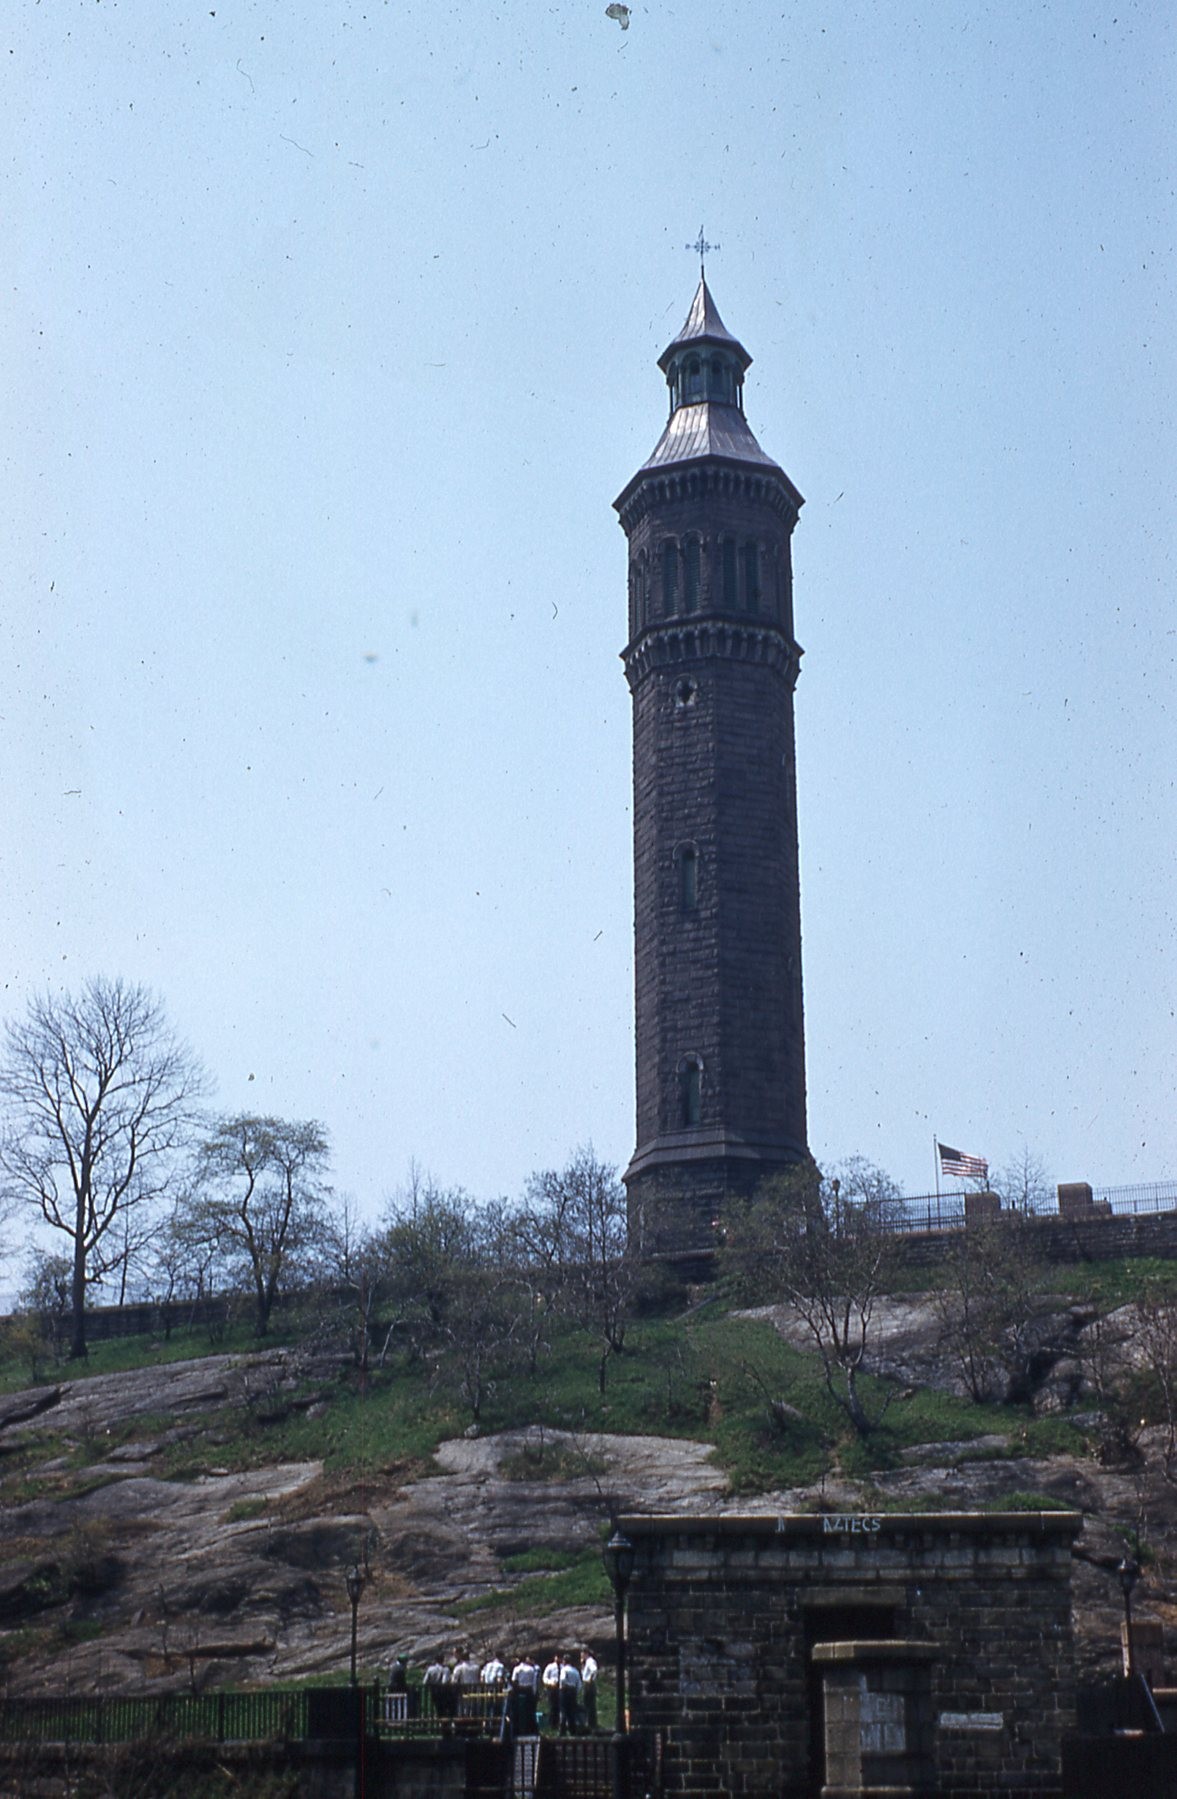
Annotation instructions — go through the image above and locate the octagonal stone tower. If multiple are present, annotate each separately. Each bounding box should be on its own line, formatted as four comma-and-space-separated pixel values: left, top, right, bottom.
615, 279, 809, 1256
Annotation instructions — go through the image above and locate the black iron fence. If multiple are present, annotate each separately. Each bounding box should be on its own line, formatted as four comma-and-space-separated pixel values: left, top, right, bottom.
0, 1686, 313, 1746
0, 1684, 620, 1750
881, 1180, 1177, 1236
1090, 1180, 1177, 1216
535, 1732, 619, 1799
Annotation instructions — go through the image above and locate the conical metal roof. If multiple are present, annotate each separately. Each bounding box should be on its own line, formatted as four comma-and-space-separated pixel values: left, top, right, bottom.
657, 277, 752, 373
637, 403, 781, 474
615, 279, 801, 508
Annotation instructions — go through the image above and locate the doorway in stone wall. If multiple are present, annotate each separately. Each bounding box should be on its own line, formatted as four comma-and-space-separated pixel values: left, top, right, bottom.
802, 1598, 900, 1798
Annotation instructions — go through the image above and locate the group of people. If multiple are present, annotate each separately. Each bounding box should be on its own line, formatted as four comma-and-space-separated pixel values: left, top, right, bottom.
390, 1647, 599, 1735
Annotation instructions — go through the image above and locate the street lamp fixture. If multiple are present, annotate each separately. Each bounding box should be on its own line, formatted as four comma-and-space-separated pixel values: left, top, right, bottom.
603, 1531, 636, 1733
346, 1563, 365, 1688
603, 1531, 636, 1799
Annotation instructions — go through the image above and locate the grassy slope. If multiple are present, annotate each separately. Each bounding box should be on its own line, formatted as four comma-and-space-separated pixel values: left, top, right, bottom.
6, 1261, 1157, 1502
3, 1260, 1175, 1684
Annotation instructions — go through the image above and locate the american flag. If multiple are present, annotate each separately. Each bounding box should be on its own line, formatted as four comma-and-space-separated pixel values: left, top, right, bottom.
938, 1141, 988, 1180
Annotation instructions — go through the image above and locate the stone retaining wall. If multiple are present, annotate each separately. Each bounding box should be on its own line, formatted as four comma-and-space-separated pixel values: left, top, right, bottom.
891, 1207, 1177, 1273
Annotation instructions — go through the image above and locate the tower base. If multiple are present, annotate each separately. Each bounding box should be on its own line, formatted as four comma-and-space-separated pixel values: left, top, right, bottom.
625, 1141, 809, 1259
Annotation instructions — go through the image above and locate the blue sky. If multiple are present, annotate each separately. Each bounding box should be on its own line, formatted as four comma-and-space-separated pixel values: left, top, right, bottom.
3, 0, 1174, 1225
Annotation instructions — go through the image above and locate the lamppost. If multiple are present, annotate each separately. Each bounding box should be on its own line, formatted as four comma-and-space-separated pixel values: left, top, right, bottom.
603, 1526, 636, 1799
1118, 1555, 1140, 1680
346, 1563, 365, 1688
603, 1529, 636, 1732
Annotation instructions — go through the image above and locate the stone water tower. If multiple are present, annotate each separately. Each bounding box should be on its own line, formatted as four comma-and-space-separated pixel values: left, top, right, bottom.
615, 278, 809, 1255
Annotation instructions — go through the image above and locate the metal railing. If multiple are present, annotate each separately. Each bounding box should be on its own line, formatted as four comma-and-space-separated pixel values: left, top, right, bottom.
535, 1734, 619, 1799
374, 1684, 512, 1738
0, 1687, 311, 1746
1090, 1181, 1177, 1216
878, 1181, 1177, 1237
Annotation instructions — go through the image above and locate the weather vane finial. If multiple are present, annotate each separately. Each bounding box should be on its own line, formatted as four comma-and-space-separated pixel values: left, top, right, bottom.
687, 226, 719, 277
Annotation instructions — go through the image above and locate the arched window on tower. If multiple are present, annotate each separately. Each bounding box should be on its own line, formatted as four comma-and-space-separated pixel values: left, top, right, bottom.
683, 536, 701, 613
680, 1056, 703, 1128
721, 538, 738, 610
683, 356, 703, 403
709, 356, 730, 403
678, 843, 698, 911
662, 539, 679, 615
743, 541, 761, 615
635, 551, 649, 629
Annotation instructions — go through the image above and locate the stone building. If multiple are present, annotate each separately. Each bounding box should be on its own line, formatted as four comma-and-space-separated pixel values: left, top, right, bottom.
621, 1510, 1081, 1799
615, 280, 809, 1257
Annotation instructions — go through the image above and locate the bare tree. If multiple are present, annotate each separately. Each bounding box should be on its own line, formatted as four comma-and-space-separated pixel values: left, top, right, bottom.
517, 1146, 636, 1393
318, 1193, 382, 1369
0, 978, 206, 1358
990, 1144, 1053, 1214
184, 1114, 332, 1335
722, 1156, 901, 1435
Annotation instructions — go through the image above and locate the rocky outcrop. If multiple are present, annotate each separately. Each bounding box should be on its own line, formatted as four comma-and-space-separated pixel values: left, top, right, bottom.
1, 1337, 1172, 1694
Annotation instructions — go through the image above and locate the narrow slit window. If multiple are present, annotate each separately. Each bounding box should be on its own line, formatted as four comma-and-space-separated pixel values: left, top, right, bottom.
722, 538, 738, 608
744, 541, 760, 614
683, 1059, 702, 1128
680, 845, 698, 910
662, 540, 678, 615
683, 537, 700, 613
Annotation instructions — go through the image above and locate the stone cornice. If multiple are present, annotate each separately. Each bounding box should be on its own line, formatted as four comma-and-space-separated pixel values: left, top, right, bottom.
617, 1511, 1084, 1540
615, 458, 803, 534
622, 621, 802, 693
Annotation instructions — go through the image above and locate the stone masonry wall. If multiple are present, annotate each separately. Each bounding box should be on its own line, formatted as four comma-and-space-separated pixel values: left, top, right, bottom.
621, 1511, 1080, 1799
890, 1208, 1177, 1274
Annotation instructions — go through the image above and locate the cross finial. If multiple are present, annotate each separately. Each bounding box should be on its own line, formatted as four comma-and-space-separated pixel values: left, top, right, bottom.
687, 226, 719, 277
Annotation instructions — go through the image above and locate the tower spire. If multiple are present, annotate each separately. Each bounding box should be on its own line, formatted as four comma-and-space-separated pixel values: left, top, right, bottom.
686, 225, 719, 279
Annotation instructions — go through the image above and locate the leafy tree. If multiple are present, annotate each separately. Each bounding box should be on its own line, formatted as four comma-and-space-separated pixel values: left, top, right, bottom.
0, 1249, 74, 1378
516, 1146, 636, 1393
185, 1114, 332, 1335
1131, 1288, 1177, 1484
722, 1156, 901, 1435
374, 1169, 487, 1344
373, 1174, 529, 1416
21, 1247, 74, 1318
930, 1211, 1052, 1404
0, 977, 206, 1358
443, 1239, 530, 1422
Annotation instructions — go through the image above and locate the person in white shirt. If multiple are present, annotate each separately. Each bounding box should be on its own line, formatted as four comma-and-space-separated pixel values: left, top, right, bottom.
424, 1656, 456, 1723
558, 1653, 582, 1734
579, 1649, 599, 1730
454, 1652, 482, 1690
482, 1652, 506, 1686
511, 1654, 539, 1734
541, 1655, 561, 1730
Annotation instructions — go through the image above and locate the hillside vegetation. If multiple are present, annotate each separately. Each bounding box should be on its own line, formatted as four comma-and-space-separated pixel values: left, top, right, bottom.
2, 1246, 1177, 1697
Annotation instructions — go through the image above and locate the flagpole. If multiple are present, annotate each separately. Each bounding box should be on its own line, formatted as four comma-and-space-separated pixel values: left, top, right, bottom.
933, 1136, 941, 1229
